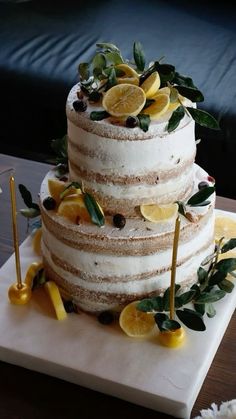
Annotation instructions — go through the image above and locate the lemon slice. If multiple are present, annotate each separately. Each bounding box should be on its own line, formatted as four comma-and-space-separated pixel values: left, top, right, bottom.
119, 301, 156, 338
140, 203, 178, 223
215, 216, 236, 240
158, 327, 186, 348
102, 84, 146, 118
32, 227, 42, 256
142, 93, 170, 120
24, 261, 44, 288
140, 71, 161, 98
44, 281, 67, 320
57, 194, 90, 223
48, 178, 81, 205
116, 63, 139, 86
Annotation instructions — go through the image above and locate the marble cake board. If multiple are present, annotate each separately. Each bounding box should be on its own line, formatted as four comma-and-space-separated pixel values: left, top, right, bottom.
0, 209, 235, 419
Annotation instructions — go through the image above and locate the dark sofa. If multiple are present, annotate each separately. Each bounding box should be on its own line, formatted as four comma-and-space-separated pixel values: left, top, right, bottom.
1, 0, 236, 198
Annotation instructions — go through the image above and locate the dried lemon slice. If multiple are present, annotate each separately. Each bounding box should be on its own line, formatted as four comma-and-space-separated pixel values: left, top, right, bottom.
215, 216, 236, 240
58, 194, 90, 223
140, 203, 178, 223
140, 71, 160, 98
119, 301, 156, 338
102, 84, 146, 118
142, 93, 170, 120
116, 63, 139, 86
44, 281, 67, 320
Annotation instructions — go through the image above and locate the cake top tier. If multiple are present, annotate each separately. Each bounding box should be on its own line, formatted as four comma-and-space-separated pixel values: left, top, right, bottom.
67, 41, 219, 134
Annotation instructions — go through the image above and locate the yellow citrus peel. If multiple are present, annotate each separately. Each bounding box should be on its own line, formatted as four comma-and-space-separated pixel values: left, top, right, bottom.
119, 301, 156, 338
140, 203, 178, 223
44, 280, 67, 320
102, 84, 146, 118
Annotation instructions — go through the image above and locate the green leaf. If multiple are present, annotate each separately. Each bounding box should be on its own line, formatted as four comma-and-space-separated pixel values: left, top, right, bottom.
133, 41, 145, 72
138, 114, 150, 132
173, 72, 197, 88
195, 289, 226, 303
92, 53, 106, 71
18, 184, 40, 212
175, 86, 204, 102
105, 51, 123, 65
84, 192, 105, 227
20, 208, 41, 219
167, 106, 185, 132
176, 200, 186, 216
215, 257, 236, 273
221, 239, 236, 253
163, 284, 180, 311
96, 42, 120, 53
176, 308, 206, 331
218, 279, 234, 293
205, 303, 216, 318
186, 107, 220, 130
78, 62, 90, 81
88, 91, 101, 103
60, 182, 81, 199
106, 67, 117, 89
90, 111, 110, 121
187, 186, 215, 206
154, 313, 181, 332
209, 270, 227, 286
154, 62, 175, 84
137, 296, 163, 312
175, 289, 196, 307
197, 267, 208, 284
194, 302, 205, 315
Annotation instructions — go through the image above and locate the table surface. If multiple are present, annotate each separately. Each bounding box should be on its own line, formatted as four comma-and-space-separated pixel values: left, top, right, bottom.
0, 153, 235, 419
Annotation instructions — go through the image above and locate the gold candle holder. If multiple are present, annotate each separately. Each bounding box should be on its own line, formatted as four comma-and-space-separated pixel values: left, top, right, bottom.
8, 175, 31, 305
169, 216, 181, 320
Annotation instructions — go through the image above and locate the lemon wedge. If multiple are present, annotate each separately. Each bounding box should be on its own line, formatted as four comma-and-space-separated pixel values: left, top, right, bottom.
158, 327, 186, 348
44, 281, 67, 320
48, 178, 81, 205
215, 216, 236, 241
32, 227, 42, 256
142, 93, 170, 120
116, 63, 139, 86
119, 301, 156, 338
24, 261, 44, 288
140, 71, 160, 98
58, 194, 90, 223
102, 84, 146, 118
140, 203, 178, 223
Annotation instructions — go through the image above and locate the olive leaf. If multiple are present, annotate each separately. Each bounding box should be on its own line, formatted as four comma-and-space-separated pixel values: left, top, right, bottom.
105, 51, 123, 65
186, 107, 220, 130
154, 62, 175, 84
96, 42, 121, 53
90, 110, 110, 121
218, 279, 234, 293
84, 192, 105, 227
175, 289, 196, 307
195, 289, 226, 304
221, 238, 236, 253
205, 303, 216, 318
92, 53, 106, 71
208, 270, 227, 286
20, 208, 41, 218
133, 41, 145, 72
106, 67, 117, 90
215, 257, 236, 273
176, 308, 206, 331
154, 313, 181, 332
78, 62, 90, 81
175, 86, 204, 102
167, 106, 185, 132
197, 267, 208, 284
137, 296, 164, 312
187, 186, 215, 206
18, 184, 40, 211
138, 114, 150, 132
173, 72, 197, 88
60, 182, 81, 199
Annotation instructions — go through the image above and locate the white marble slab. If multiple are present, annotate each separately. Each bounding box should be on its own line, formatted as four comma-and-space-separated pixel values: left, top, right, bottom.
0, 209, 235, 419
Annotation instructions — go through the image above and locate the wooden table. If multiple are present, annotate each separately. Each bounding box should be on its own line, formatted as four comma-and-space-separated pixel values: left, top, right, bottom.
0, 153, 235, 419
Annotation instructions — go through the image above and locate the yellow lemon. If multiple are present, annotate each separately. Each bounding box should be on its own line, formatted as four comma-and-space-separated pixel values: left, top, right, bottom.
24, 261, 44, 288
32, 227, 42, 256
142, 93, 170, 120
140, 203, 178, 223
48, 178, 81, 205
119, 301, 156, 338
102, 84, 146, 118
57, 194, 90, 223
44, 281, 67, 320
140, 71, 161, 98
158, 327, 186, 348
116, 63, 139, 86
215, 216, 236, 240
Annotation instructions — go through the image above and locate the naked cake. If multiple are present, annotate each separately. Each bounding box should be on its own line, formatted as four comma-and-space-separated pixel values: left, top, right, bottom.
39, 42, 218, 313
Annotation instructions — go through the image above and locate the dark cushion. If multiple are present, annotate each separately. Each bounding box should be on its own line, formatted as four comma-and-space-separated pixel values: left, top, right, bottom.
0, 0, 236, 197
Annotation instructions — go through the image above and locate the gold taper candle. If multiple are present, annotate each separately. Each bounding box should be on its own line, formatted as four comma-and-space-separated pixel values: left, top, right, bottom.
9, 175, 22, 288
8, 175, 31, 304
170, 216, 181, 320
